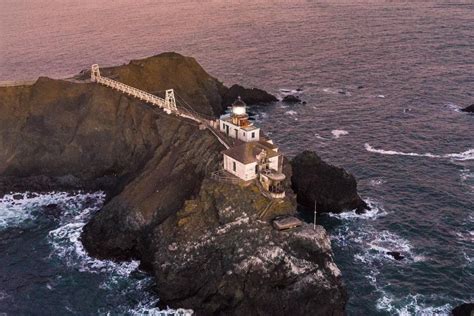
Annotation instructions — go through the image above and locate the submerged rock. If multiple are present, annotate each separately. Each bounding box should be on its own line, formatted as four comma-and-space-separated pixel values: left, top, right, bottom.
386, 251, 405, 260
460, 104, 474, 113
290, 151, 368, 213
221, 84, 278, 106
282, 94, 302, 103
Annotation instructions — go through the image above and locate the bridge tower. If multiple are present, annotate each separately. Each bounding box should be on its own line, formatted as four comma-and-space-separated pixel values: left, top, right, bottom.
91, 64, 101, 82
165, 89, 177, 112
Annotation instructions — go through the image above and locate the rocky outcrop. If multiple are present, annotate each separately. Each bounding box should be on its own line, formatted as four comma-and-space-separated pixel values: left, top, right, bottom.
291, 151, 368, 213
460, 104, 474, 113
0, 53, 348, 314
221, 84, 278, 107
151, 179, 346, 315
452, 303, 474, 316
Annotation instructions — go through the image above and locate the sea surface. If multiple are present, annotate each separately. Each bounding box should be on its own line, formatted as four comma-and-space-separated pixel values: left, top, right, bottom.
0, 0, 473, 315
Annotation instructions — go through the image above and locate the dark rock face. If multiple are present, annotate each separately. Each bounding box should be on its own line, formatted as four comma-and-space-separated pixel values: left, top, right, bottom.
221, 84, 278, 107
452, 303, 474, 316
282, 94, 302, 103
1, 53, 348, 314
460, 104, 474, 113
291, 151, 368, 213
152, 179, 346, 315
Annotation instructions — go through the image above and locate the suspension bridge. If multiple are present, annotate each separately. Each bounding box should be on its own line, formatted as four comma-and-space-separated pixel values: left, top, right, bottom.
90, 64, 231, 149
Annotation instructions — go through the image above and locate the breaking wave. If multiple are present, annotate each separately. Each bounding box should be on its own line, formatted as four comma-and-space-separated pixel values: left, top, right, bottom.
42, 192, 163, 314
365, 143, 474, 161
460, 169, 474, 193
0, 192, 99, 230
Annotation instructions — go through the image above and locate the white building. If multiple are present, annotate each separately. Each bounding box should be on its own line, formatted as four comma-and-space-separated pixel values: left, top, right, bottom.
219, 97, 260, 142
223, 140, 281, 181
219, 97, 286, 198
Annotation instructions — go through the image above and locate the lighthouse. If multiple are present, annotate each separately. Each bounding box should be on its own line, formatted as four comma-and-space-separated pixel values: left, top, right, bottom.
219, 97, 260, 142
218, 97, 286, 198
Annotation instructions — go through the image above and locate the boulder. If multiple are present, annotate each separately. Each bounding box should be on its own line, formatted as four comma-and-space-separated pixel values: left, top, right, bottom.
291, 151, 368, 213
221, 84, 277, 107
460, 104, 474, 113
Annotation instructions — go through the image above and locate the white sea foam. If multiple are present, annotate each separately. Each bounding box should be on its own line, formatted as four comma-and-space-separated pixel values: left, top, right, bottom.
35, 191, 169, 313
328, 198, 387, 220
314, 133, 331, 141
0, 192, 97, 229
0, 290, 9, 301
367, 230, 412, 259
333, 224, 421, 264
365, 143, 474, 161
369, 178, 386, 186
255, 111, 267, 119
322, 87, 349, 95
331, 129, 349, 139
460, 169, 473, 182
376, 293, 452, 315
445, 102, 461, 112
285, 110, 297, 116
279, 88, 302, 95
47, 192, 142, 276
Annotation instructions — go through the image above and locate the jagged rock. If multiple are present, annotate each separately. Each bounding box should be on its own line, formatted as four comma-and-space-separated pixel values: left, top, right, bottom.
221, 84, 277, 107
460, 104, 474, 113
282, 94, 302, 103
151, 179, 346, 315
290, 151, 368, 213
452, 303, 474, 316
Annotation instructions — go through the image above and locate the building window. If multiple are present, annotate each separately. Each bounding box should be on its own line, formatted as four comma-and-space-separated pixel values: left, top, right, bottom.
252, 132, 255, 138
255, 165, 258, 174
233, 161, 236, 172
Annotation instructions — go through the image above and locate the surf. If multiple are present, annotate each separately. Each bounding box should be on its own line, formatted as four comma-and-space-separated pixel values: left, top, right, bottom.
365, 143, 474, 161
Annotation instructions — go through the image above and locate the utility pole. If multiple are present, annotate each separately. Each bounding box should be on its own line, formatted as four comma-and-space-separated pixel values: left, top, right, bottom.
313, 199, 317, 230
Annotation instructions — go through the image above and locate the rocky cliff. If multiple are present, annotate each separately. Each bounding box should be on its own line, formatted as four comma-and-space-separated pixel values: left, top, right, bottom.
0, 53, 348, 315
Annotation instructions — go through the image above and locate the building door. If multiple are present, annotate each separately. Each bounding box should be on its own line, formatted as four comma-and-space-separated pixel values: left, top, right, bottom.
225, 125, 229, 135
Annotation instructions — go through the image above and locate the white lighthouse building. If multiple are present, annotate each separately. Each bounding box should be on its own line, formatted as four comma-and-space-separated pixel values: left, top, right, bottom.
219, 97, 260, 142
219, 97, 286, 198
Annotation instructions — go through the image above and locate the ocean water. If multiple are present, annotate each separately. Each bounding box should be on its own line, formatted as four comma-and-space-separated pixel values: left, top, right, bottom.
0, 0, 473, 314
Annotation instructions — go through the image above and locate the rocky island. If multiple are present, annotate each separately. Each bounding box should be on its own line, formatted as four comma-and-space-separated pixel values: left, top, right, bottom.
0, 52, 367, 315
